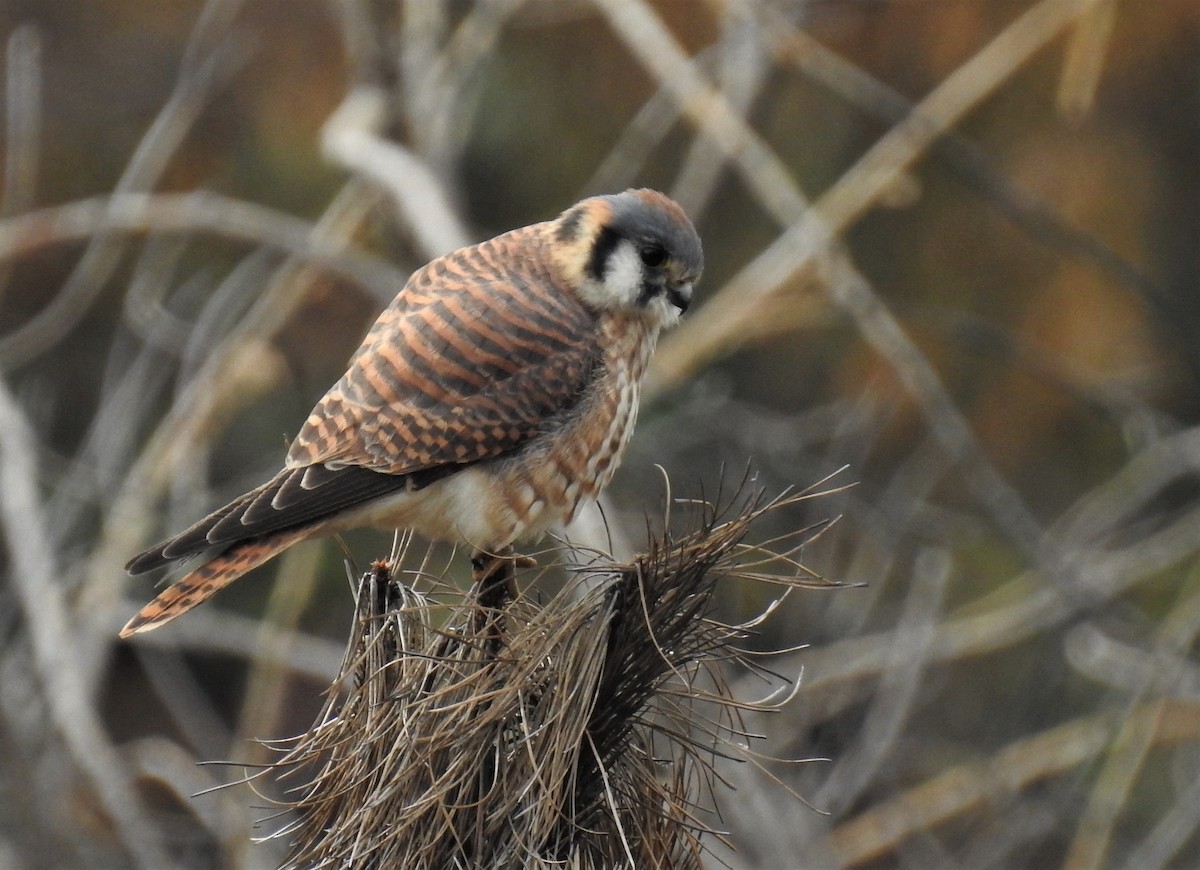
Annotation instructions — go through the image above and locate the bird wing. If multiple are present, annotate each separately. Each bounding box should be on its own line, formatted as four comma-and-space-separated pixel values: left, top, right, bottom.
127, 227, 602, 573
288, 226, 602, 473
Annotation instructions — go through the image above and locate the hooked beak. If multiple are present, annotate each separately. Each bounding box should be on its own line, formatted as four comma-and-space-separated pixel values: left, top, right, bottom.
666, 282, 692, 313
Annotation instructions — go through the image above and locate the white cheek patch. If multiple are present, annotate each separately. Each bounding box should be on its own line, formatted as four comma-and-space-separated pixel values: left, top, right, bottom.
649, 295, 683, 328
601, 243, 643, 308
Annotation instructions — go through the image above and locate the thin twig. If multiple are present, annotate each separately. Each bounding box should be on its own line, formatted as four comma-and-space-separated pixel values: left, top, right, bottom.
648, 0, 1108, 569
794, 425, 1200, 723
1, 26, 41, 216
1064, 561, 1200, 869
649, 0, 1112, 387
322, 86, 471, 258
754, 2, 1166, 317
0, 191, 407, 303
0, 27, 251, 367
0, 24, 42, 308
813, 547, 952, 816
0, 376, 171, 868
826, 699, 1200, 867
78, 180, 386, 679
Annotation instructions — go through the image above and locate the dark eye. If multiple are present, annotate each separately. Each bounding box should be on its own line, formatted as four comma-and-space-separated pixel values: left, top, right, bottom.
639, 245, 667, 268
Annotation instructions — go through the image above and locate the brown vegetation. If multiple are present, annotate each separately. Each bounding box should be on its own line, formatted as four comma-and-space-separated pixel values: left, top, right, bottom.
1, 1, 1198, 867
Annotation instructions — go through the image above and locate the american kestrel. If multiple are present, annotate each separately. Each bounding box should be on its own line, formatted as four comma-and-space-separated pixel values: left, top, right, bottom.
121, 189, 703, 637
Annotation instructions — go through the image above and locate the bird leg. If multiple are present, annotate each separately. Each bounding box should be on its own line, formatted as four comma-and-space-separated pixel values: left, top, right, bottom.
471, 548, 536, 599
470, 547, 534, 651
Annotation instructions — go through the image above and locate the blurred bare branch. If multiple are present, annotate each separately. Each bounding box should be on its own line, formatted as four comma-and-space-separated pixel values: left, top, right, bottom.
120, 603, 344, 681
756, 4, 1166, 315
1, 26, 40, 222
322, 86, 471, 257
1058, 0, 1118, 120
0, 1, 1194, 865
0, 26, 251, 368
771, 423, 1200, 739
0, 24, 40, 315
0, 191, 406, 301
400, 0, 526, 176
78, 180, 387, 677
670, 4, 772, 221
813, 547, 952, 816
1125, 757, 1200, 869
827, 699, 1200, 867
1066, 562, 1200, 869
0, 376, 170, 868
649, 0, 1111, 573
651, 0, 1112, 391
592, 0, 810, 227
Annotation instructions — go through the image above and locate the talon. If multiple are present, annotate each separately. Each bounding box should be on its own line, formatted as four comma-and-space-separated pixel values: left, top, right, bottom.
470, 548, 523, 624
469, 547, 534, 583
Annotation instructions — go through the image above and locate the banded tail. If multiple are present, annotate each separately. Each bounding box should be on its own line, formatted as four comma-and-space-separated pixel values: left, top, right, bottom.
120, 465, 423, 638
119, 527, 313, 638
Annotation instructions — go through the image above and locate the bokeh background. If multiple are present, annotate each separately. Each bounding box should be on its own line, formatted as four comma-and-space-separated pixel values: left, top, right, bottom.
2, 0, 1199, 867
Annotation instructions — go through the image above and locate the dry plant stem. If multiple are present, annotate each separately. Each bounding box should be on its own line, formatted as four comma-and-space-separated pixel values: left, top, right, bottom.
329, 0, 387, 86
826, 699, 1200, 867
0, 25, 41, 319
134, 643, 232, 760
399, 0, 450, 160
607, 0, 1086, 566
327, 0, 521, 256
837, 437, 947, 636
81, 181, 385, 679
813, 548, 952, 816
582, 61, 695, 197
1125, 756, 1200, 868
0, 29, 248, 368
0, 376, 171, 868
177, 0, 250, 77
226, 543, 329, 867
400, 0, 526, 178
801, 500, 1200, 723
123, 735, 238, 842
121, 236, 202, 349
828, 258, 1051, 566
754, 2, 1161, 321
321, 86, 471, 258
670, 5, 772, 221
122, 604, 345, 682
650, 0, 1110, 393
0, 191, 406, 300
591, 0, 811, 232
1, 27, 40, 242
1057, 0, 1118, 119
264, 488, 832, 868
817, 0, 1108, 236
1064, 562, 1200, 870
796, 424, 1200, 723
590, 0, 834, 372
1066, 623, 1200, 701
238, 544, 330, 749
649, 0, 1119, 443
646, 0, 1104, 569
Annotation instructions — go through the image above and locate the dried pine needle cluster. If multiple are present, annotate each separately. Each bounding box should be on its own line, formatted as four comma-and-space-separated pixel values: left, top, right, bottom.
258, 484, 839, 869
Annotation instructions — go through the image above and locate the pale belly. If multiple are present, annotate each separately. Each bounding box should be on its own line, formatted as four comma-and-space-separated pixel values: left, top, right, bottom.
340, 313, 656, 552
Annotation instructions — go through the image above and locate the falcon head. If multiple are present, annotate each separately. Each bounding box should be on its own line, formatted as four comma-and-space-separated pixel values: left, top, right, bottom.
552, 189, 703, 328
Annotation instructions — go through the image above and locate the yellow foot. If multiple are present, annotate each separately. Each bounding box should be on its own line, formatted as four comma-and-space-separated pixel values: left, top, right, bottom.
469, 550, 536, 582
469, 549, 533, 650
